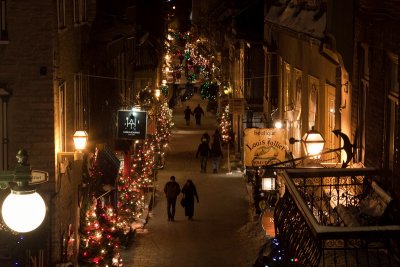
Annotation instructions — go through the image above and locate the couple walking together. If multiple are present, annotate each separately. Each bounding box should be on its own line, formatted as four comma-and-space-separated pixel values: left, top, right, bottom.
184, 104, 205, 126
164, 176, 199, 221
196, 130, 223, 173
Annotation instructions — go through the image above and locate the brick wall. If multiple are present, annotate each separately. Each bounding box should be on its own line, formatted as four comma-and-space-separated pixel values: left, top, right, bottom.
354, 0, 400, 196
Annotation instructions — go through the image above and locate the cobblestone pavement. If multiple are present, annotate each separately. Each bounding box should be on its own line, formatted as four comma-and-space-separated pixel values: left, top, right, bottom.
121, 95, 266, 267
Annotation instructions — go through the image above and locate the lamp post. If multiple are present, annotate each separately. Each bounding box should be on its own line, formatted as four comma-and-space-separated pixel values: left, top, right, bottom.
0, 149, 47, 233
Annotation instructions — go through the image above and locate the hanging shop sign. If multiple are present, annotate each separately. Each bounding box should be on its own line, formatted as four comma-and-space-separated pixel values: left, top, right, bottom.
117, 110, 147, 140
244, 128, 287, 167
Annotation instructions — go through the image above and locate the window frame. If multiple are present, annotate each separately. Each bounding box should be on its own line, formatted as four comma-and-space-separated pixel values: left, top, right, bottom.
57, 0, 66, 30
0, 0, 8, 42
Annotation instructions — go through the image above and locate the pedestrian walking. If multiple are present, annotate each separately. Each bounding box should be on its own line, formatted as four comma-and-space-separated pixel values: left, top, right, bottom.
210, 138, 223, 173
184, 106, 193, 126
201, 132, 210, 144
196, 138, 211, 173
213, 129, 222, 144
181, 179, 199, 220
163, 176, 181, 221
193, 104, 205, 126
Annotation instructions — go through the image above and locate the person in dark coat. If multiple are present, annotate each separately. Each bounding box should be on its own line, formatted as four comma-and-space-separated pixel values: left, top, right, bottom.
181, 179, 199, 220
193, 104, 205, 126
212, 129, 222, 145
184, 106, 193, 126
196, 139, 211, 173
210, 139, 223, 173
201, 132, 210, 144
164, 176, 181, 221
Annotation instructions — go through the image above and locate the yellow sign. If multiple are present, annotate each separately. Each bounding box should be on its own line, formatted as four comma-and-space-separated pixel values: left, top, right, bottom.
244, 128, 287, 167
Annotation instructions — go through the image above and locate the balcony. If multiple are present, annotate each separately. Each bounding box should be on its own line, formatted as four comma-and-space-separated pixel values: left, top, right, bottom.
275, 168, 400, 266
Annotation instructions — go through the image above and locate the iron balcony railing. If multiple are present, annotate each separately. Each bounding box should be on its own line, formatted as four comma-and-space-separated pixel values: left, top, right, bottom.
275, 168, 400, 267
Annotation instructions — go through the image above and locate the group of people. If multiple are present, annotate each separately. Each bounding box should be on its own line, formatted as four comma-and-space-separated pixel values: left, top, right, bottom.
196, 129, 223, 173
184, 104, 205, 126
163, 176, 199, 221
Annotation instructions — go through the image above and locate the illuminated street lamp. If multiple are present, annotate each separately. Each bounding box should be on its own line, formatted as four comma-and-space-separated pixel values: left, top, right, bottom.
155, 88, 161, 99
73, 130, 88, 151
301, 126, 325, 158
0, 150, 47, 232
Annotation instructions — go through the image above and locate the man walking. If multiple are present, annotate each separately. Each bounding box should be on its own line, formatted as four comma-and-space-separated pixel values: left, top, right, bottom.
193, 104, 205, 126
196, 138, 211, 173
164, 176, 181, 221
184, 106, 193, 126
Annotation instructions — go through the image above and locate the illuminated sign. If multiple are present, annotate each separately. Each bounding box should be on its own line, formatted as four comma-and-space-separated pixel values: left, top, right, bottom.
244, 128, 287, 167
117, 110, 147, 139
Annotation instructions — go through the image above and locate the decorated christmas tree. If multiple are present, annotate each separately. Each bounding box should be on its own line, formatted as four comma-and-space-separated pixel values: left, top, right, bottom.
219, 106, 232, 144
79, 196, 104, 265
79, 149, 122, 266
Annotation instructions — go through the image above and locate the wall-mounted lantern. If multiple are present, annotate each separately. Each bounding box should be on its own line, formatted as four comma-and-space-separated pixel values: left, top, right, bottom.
58, 130, 89, 173
301, 126, 325, 158
262, 176, 276, 191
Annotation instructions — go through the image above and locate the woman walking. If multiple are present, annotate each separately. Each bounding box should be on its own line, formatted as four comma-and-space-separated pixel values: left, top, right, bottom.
181, 179, 199, 220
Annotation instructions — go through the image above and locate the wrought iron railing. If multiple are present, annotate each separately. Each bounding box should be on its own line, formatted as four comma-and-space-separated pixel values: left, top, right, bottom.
275, 168, 400, 267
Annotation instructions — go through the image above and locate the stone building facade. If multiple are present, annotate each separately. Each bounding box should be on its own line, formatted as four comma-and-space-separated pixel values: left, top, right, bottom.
0, 0, 164, 265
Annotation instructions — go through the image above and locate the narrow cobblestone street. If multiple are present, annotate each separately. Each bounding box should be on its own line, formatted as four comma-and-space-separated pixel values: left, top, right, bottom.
121, 95, 266, 267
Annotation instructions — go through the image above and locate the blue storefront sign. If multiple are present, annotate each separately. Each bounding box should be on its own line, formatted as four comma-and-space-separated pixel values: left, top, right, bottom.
117, 110, 147, 139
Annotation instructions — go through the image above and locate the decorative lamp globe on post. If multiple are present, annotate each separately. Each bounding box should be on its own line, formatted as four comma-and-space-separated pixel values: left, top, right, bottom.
301, 126, 325, 158
0, 149, 47, 233
2, 188, 46, 233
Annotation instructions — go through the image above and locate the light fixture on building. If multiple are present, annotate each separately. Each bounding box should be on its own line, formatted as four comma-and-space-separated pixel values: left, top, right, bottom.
155, 89, 161, 99
274, 120, 283, 129
0, 150, 47, 233
73, 130, 88, 151
301, 126, 325, 158
262, 176, 276, 191
58, 130, 89, 173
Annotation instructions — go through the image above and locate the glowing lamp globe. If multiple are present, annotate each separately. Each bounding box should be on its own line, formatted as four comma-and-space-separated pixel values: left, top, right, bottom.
302, 127, 325, 157
2, 190, 46, 233
155, 89, 161, 99
73, 130, 88, 150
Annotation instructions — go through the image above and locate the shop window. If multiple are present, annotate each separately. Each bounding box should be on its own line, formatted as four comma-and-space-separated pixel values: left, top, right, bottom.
325, 84, 336, 159
292, 70, 302, 157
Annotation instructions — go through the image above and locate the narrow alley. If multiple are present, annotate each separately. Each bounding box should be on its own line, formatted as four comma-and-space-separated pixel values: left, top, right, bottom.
121, 94, 266, 267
